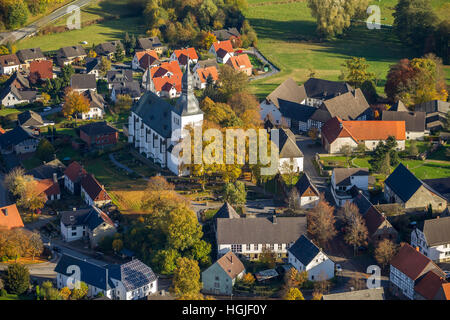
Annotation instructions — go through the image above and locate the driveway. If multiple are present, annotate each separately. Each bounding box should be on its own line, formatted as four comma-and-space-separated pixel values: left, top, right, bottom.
0, 0, 94, 45
243, 47, 280, 81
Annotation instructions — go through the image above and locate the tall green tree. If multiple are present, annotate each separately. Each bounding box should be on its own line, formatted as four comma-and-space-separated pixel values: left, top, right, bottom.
3, 263, 30, 295
172, 257, 202, 298
340, 57, 375, 88
36, 139, 55, 162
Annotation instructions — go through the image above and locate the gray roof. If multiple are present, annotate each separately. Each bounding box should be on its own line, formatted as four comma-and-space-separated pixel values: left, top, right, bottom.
195, 59, 219, 70
131, 91, 173, 138
287, 235, 321, 266
18, 110, 44, 127
0, 125, 37, 149
173, 62, 203, 117
95, 41, 124, 56
213, 28, 241, 41
79, 121, 117, 137
16, 48, 44, 63
295, 172, 319, 197
71, 74, 97, 90
278, 128, 303, 158
278, 99, 316, 123
352, 191, 373, 215
415, 100, 450, 114
216, 216, 307, 245
107, 259, 157, 291
112, 81, 141, 98
107, 69, 133, 84
422, 178, 450, 201
303, 78, 353, 100
83, 90, 105, 110
214, 202, 240, 220
322, 288, 385, 300
266, 78, 306, 109
6, 72, 30, 89
333, 168, 368, 187
419, 216, 450, 247
60, 206, 113, 230
27, 159, 66, 180
137, 37, 163, 50
54, 254, 112, 290
58, 45, 86, 59
390, 100, 408, 112
382, 111, 426, 132
318, 89, 371, 121
0, 84, 36, 102
85, 57, 101, 73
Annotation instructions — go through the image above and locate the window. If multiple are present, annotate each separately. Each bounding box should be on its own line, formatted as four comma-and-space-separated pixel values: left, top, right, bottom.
72, 226, 76, 230
231, 244, 242, 253
277, 244, 281, 250
270, 244, 274, 251
72, 232, 77, 236
215, 276, 219, 281
246, 244, 251, 251
253, 244, 259, 251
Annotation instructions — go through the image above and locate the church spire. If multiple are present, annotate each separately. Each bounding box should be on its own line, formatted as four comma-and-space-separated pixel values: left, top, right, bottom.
175, 55, 202, 116
145, 54, 154, 92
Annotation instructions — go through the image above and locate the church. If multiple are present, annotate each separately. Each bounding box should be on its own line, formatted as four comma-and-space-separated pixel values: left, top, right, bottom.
127, 61, 204, 175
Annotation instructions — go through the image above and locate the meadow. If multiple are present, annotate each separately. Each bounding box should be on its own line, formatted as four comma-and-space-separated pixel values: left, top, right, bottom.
245, 0, 450, 98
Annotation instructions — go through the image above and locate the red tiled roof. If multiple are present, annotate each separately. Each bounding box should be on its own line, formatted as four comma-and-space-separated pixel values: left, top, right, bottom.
212, 40, 233, 53
64, 161, 87, 183
0, 126, 5, 134
414, 270, 447, 300
151, 61, 182, 79
0, 54, 20, 67
442, 283, 450, 300
136, 50, 159, 69
81, 173, 111, 202
35, 178, 60, 198
364, 206, 386, 235
390, 243, 434, 280
227, 54, 252, 71
30, 60, 53, 79
322, 117, 406, 144
0, 204, 24, 230
153, 75, 181, 93
196, 66, 219, 83
173, 48, 198, 63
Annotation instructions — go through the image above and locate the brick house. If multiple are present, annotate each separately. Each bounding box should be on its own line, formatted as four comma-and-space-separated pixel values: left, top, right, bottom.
79, 122, 118, 149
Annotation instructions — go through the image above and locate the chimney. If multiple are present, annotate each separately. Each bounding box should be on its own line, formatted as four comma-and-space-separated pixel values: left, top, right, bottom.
53, 172, 58, 183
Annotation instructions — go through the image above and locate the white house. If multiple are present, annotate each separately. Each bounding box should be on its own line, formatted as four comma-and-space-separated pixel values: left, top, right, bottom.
0, 54, 21, 75
0, 84, 37, 107
278, 128, 304, 174
59, 206, 116, 247
0, 126, 39, 155
169, 48, 198, 66
294, 172, 320, 209
209, 40, 234, 64
79, 91, 105, 120
80, 173, 112, 208
389, 243, 446, 300
63, 161, 87, 195
128, 61, 203, 176
288, 235, 335, 281
55, 254, 158, 300
330, 167, 369, 207
411, 216, 450, 263
70, 74, 97, 93
216, 215, 307, 260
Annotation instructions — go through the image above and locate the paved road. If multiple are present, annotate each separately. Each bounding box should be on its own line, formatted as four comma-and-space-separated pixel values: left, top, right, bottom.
243, 47, 280, 82
0, 0, 94, 45
295, 135, 328, 191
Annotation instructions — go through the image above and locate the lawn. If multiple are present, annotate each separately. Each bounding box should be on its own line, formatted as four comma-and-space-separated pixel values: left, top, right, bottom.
320, 155, 450, 180
244, 0, 450, 99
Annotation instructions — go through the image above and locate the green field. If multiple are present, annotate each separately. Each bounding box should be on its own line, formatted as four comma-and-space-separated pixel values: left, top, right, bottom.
245, 0, 450, 98
16, 0, 146, 52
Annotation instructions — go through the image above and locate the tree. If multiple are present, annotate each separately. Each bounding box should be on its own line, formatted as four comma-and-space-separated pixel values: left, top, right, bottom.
166, 206, 203, 251
284, 267, 308, 289
339, 145, 353, 168
87, 49, 97, 58
307, 198, 337, 247
112, 239, 123, 253
153, 249, 180, 275
60, 64, 74, 87
336, 201, 359, 228
5, 1, 29, 29
375, 239, 398, 269
307, 0, 369, 38
36, 139, 55, 162
28, 232, 43, 261
114, 44, 125, 62
259, 247, 276, 269
311, 291, 323, 300
17, 179, 46, 213
223, 181, 246, 206
408, 140, 419, 157
99, 56, 111, 76
344, 214, 368, 255
3, 263, 29, 295
227, 91, 259, 118
308, 127, 319, 140
242, 273, 255, 285
287, 187, 300, 211
5, 167, 27, 196
59, 287, 71, 300
114, 94, 133, 113
284, 287, 304, 300
201, 32, 217, 50
40, 281, 62, 300
393, 0, 438, 51
63, 88, 90, 121
340, 57, 375, 88
172, 257, 202, 298
217, 64, 248, 102
379, 151, 391, 176
70, 281, 88, 300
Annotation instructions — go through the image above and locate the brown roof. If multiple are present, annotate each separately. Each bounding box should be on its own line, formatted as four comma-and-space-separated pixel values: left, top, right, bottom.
35, 178, 60, 198
414, 270, 447, 300
212, 40, 233, 54
364, 206, 386, 235
216, 251, 245, 280
64, 161, 87, 183
390, 243, 438, 280
0, 204, 24, 230
382, 111, 426, 132
226, 54, 252, 71
196, 66, 219, 83
30, 60, 53, 79
135, 50, 159, 69
333, 167, 369, 186
266, 78, 306, 109
0, 54, 20, 67
173, 48, 198, 64
81, 173, 111, 202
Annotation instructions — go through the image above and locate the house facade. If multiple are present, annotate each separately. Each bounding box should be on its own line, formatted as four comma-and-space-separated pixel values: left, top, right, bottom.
330, 168, 369, 207
0, 54, 21, 75
288, 235, 335, 281
80, 173, 112, 207
411, 216, 450, 262
209, 40, 234, 63
202, 251, 245, 296
64, 161, 87, 195
294, 173, 320, 208
277, 128, 304, 174
0, 126, 39, 154
79, 122, 118, 149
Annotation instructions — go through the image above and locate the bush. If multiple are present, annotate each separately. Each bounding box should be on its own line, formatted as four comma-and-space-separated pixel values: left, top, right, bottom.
0, 288, 6, 297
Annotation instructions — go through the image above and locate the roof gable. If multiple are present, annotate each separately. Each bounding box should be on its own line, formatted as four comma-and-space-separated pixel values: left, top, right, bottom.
0, 204, 24, 229
288, 235, 321, 266
384, 164, 422, 202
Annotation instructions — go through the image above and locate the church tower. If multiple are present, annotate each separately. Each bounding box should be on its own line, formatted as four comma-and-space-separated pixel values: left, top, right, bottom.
174, 58, 203, 117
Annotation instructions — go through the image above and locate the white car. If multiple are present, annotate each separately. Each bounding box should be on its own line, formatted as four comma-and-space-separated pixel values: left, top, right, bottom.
335, 264, 343, 273
81, 41, 88, 44
43, 107, 52, 112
